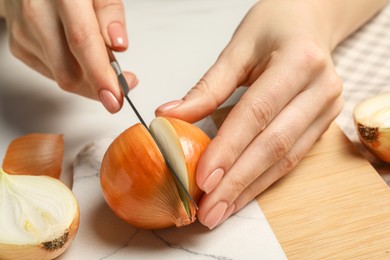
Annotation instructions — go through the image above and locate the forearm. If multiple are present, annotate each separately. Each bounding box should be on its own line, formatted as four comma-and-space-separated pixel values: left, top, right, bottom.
246, 0, 388, 54
313, 0, 389, 50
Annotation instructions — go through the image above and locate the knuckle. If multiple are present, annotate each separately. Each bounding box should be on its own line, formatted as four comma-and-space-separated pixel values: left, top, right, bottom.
67, 27, 92, 52
325, 73, 343, 100
266, 131, 292, 159
193, 78, 211, 95
221, 140, 241, 161
281, 151, 301, 173
229, 176, 248, 198
316, 72, 343, 108
242, 97, 274, 132
242, 183, 260, 202
332, 96, 344, 116
189, 78, 219, 110
296, 41, 328, 74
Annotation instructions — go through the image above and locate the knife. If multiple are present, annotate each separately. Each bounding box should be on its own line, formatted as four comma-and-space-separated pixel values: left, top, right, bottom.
107, 50, 198, 210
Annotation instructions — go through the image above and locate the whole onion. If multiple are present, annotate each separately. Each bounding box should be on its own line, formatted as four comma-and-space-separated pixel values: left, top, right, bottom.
100, 117, 211, 229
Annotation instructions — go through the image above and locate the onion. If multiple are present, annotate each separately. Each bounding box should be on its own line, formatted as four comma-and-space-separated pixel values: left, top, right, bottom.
100, 117, 211, 229
353, 92, 390, 162
0, 134, 79, 260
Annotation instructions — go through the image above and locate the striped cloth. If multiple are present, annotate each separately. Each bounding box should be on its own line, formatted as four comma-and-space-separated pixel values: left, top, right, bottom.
333, 3, 390, 184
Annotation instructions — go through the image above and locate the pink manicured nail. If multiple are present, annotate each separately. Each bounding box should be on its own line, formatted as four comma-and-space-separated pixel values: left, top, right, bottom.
203, 168, 224, 194
157, 100, 183, 112
216, 204, 235, 227
203, 201, 228, 230
130, 77, 139, 89
99, 89, 120, 113
108, 22, 127, 49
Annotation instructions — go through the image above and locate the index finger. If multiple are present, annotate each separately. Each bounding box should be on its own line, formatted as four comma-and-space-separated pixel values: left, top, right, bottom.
56, 0, 122, 113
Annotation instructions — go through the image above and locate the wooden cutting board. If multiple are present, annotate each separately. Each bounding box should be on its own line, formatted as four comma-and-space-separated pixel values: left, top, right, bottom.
211, 107, 390, 259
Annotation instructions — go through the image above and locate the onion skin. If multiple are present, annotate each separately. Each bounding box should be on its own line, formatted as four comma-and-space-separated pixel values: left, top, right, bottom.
0, 212, 79, 260
100, 117, 210, 229
2, 134, 64, 179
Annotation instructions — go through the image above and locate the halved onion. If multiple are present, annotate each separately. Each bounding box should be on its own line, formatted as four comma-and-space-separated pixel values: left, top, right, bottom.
0, 169, 79, 260
353, 92, 390, 162
0, 134, 79, 260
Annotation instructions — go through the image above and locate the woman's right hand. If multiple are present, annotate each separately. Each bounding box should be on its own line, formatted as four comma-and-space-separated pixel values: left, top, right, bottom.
0, 0, 137, 113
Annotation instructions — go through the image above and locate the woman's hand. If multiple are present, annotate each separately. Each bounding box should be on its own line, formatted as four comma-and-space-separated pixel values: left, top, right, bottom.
156, 0, 387, 229
0, 0, 137, 113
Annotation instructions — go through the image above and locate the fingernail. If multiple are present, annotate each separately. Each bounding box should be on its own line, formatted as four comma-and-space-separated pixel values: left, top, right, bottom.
130, 77, 139, 89
216, 204, 235, 227
203, 168, 224, 194
108, 22, 127, 48
99, 89, 121, 113
157, 100, 183, 112
203, 201, 228, 230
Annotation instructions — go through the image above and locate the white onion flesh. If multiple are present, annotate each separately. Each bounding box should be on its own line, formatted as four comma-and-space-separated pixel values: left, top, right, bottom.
150, 117, 189, 191
354, 93, 390, 128
0, 168, 78, 246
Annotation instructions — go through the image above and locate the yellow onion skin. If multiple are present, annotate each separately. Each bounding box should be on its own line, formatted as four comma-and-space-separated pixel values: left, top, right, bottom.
0, 209, 79, 260
2, 134, 64, 179
100, 117, 210, 229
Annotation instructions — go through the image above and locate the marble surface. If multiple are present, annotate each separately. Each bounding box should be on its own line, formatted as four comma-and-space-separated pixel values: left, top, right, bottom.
60, 128, 286, 259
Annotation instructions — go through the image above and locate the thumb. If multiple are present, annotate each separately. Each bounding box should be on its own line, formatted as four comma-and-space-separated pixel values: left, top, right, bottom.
155, 50, 246, 123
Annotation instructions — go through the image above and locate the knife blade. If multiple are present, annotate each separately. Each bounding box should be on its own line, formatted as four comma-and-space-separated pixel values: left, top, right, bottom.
107, 50, 198, 210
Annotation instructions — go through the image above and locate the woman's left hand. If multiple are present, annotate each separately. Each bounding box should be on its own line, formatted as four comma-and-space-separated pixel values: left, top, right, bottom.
155, 0, 385, 229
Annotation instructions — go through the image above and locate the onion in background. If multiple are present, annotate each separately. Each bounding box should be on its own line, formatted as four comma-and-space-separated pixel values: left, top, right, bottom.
354, 93, 390, 163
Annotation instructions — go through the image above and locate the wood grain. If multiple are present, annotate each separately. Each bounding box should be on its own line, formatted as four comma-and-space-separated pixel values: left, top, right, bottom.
211, 107, 390, 259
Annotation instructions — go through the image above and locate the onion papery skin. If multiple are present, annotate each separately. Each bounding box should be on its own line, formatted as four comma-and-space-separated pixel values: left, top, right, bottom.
354, 93, 390, 163
2, 134, 64, 179
100, 118, 210, 229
